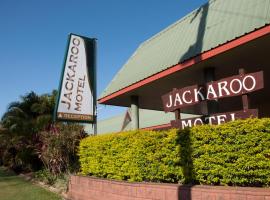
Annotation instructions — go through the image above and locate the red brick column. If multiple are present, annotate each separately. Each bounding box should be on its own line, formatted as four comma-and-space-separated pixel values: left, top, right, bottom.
67, 175, 270, 200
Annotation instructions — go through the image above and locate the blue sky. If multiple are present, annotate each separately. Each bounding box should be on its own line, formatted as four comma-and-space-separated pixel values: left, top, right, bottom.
0, 0, 207, 120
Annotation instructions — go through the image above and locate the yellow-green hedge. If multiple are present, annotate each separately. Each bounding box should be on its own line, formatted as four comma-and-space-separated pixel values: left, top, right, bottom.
79, 118, 270, 186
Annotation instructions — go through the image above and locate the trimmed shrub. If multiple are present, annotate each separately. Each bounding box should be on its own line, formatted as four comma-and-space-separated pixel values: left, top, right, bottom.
192, 118, 270, 186
79, 130, 182, 182
78, 118, 270, 186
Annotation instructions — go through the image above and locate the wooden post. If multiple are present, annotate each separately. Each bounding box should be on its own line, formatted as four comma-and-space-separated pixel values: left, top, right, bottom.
204, 67, 219, 115
173, 88, 181, 121
239, 68, 249, 111
175, 109, 181, 120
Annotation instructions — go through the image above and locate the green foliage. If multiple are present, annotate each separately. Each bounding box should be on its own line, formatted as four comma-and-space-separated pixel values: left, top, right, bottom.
0, 90, 85, 177
34, 169, 69, 192
79, 118, 270, 186
79, 129, 183, 183
0, 91, 57, 172
191, 118, 270, 186
34, 169, 57, 185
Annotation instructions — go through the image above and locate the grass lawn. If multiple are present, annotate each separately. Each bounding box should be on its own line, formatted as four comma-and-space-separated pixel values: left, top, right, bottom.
0, 167, 62, 200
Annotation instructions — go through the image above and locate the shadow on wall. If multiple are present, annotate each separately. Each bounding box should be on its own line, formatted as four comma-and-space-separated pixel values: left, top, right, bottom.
177, 128, 195, 200
176, 2, 209, 199
179, 2, 209, 64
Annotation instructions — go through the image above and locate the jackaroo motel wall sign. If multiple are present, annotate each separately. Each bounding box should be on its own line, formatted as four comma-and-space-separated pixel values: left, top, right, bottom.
54, 34, 96, 123
162, 70, 264, 129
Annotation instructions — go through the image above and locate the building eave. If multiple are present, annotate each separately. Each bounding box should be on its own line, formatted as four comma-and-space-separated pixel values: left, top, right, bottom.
98, 24, 270, 104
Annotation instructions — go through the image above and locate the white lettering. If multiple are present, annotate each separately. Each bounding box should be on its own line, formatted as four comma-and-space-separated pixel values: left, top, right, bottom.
230, 113, 236, 121
166, 95, 173, 108
182, 90, 193, 104
194, 118, 203, 125
194, 87, 205, 102
230, 79, 242, 94
243, 75, 256, 91
217, 115, 226, 125
218, 81, 230, 97
174, 93, 183, 106
208, 116, 216, 125
207, 84, 218, 99
181, 120, 192, 129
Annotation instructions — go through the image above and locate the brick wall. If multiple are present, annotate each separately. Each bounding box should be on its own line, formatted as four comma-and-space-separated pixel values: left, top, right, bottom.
68, 175, 270, 200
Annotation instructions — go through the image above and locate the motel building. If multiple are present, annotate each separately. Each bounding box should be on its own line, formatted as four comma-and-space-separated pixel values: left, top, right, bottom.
86, 0, 270, 134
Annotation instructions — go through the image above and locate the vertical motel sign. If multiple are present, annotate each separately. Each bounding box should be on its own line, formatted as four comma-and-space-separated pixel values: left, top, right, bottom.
162, 70, 264, 129
54, 34, 96, 123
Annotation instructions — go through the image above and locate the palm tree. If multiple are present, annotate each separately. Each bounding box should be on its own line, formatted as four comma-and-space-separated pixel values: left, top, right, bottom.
2, 90, 58, 134
31, 90, 58, 131
2, 91, 39, 136
1, 91, 57, 171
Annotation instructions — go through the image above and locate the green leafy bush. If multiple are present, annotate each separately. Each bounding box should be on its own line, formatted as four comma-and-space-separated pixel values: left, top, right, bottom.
34, 169, 69, 192
79, 130, 182, 182
79, 118, 270, 186
192, 118, 270, 186
34, 169, 57, 185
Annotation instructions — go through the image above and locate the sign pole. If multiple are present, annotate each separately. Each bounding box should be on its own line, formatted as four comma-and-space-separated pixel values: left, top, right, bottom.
93, 39, 97, 135
204, 67, 218, 115
239, 68, 250, 111
173, 89, 181, 121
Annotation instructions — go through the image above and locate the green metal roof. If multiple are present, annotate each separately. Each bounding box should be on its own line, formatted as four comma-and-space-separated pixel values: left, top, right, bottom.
85, 109, 195, 134
99, 0, 270, 100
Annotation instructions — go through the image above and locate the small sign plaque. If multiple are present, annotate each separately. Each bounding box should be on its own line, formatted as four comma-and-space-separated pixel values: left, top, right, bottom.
171, 109, 258, 129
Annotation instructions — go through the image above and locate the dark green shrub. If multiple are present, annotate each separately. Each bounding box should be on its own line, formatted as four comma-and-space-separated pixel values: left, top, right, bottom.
79, 118, 270, 186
